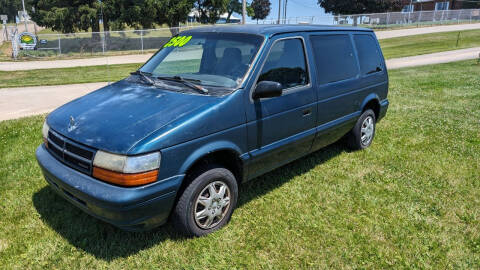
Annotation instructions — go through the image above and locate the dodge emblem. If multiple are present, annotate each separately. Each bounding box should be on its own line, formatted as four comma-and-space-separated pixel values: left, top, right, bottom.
68, 116, 78, 132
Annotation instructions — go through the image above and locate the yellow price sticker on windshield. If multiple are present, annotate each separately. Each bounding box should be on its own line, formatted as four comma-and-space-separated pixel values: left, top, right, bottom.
163, 35, 192, 48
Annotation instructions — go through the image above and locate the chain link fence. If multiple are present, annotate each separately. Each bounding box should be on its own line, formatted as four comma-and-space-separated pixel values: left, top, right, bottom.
258, 8, 480, 28
21, 26, 199, 59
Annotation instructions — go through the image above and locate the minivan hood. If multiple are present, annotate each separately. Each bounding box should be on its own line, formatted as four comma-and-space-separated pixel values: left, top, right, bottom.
47, 80, 220, 154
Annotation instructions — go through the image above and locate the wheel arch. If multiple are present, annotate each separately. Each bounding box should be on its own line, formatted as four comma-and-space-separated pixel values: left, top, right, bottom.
176, 142, 244, 199
360, 94, 381, 121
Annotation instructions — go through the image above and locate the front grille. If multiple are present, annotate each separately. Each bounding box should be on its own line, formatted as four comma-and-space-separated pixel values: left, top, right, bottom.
47, 130, 96, 175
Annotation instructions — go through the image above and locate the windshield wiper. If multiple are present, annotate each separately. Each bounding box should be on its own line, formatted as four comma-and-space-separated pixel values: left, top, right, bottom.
156, 75, 209, 95
131, 70, 156, 85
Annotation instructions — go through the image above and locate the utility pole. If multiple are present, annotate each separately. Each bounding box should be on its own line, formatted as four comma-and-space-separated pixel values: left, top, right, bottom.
408, 0, 413, 23
242, 0, 247, 24
277, 0, 281, 24
21, 0, 28, 31
284, 0, 288, 24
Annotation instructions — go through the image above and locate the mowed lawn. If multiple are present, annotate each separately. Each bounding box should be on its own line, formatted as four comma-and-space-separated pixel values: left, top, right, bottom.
380, 29, 480, 59
2, 29, 480, 89
0, 60, 479, 268
0, 63, 142, 88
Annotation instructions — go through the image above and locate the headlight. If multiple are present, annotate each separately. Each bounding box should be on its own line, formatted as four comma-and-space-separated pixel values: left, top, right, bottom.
93, 151, 161, 186
42, 121, 49, 143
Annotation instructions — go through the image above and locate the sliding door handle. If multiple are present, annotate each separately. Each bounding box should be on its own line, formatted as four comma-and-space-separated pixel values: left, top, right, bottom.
302, 109, 312, 117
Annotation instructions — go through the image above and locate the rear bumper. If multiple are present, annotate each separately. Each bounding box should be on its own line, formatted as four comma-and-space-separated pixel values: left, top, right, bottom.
36, 145, 184, 231
378, 99, 389, 122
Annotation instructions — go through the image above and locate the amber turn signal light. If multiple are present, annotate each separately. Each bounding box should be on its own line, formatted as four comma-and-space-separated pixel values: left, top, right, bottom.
92, 166, 158, 187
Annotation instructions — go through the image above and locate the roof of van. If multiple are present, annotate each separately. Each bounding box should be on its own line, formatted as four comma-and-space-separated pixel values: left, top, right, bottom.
185, 24, 373, 35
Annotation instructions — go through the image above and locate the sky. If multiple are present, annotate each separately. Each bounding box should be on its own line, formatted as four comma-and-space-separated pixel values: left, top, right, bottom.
268, 0, 327, 19
246, 0, 328, 22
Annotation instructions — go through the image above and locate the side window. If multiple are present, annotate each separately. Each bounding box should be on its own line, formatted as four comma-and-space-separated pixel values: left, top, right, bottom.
354, 35, 383, 76
258, 38, 308, 89
310, 34, 358, 85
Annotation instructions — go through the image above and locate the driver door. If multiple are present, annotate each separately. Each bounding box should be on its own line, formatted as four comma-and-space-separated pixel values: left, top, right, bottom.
245, 35, 317, 179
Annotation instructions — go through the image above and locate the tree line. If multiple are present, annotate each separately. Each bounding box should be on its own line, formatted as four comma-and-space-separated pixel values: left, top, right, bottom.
4, 0, 477, 34
1, 0, 272, 34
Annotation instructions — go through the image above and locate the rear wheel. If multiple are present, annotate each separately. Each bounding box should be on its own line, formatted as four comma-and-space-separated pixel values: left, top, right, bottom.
347, 109, 376, 150
172, 165, 238, 237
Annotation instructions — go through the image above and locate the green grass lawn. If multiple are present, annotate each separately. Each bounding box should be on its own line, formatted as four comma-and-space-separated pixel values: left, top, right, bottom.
0, 63, 141, 88
0, 60, 479, 268
380, 29, 480, 59
0, 61, 199, 88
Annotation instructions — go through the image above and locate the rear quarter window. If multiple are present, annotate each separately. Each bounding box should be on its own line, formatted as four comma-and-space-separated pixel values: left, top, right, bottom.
310, 34, 358, 85
353, 34, 383, 76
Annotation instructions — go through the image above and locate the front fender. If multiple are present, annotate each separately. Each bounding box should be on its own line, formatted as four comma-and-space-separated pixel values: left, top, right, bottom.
178, 141, 243, 174
156, 124, 248, 180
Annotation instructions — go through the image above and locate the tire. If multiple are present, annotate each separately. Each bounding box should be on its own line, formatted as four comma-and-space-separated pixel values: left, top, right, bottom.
172, 164, 238, 237
347, 109, 376, 150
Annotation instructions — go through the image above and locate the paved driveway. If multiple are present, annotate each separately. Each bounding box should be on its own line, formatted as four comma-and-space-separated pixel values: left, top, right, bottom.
386, 47, 480, 69
0, 82, 108, 121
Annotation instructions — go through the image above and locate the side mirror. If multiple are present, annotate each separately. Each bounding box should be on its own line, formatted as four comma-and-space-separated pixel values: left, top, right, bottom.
253, 81, 283, 99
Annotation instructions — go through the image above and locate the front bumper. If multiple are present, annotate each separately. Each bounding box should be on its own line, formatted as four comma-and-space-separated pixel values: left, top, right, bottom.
36, 145, 184, 231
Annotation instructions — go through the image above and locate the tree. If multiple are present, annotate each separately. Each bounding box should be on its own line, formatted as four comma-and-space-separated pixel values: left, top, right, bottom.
0, 0, 22, 23
29, 0, 122, 33
318, 0, 402, 15
113, 0, 157, 30
29, 0, 96, 33
225, 0, 242, 23
246, 5, 254, 18
95, 0, 136, 32
29, 0, 235, 37
251, 0, 270, 23
195, 0, 229, 24
317, 0, 402, 25
29, 0, 194, 35
145, 0, 195, 35
463, 1, 480, 9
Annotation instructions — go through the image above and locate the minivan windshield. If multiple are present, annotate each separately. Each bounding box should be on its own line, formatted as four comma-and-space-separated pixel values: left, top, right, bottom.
139, 32, 264, 91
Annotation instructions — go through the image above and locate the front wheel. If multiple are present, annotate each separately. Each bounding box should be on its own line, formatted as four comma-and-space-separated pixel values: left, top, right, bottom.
172, 165, 238, 237
347, 109, 376, 150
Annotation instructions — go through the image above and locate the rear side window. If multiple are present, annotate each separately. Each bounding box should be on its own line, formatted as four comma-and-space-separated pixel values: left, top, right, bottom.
258, 38, 308, 89
354, 35, 383, 75
310, 34, 358, 85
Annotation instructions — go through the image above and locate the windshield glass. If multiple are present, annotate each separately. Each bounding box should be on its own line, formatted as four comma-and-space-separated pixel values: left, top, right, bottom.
139, 32, 264, 90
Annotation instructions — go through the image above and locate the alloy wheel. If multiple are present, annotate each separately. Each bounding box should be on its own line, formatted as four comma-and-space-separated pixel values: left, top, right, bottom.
360, 115, 374, 146
194, 181, 231, 229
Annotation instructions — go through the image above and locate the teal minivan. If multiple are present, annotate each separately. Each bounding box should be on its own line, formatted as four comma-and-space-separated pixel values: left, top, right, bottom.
36, 25, 389, 236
